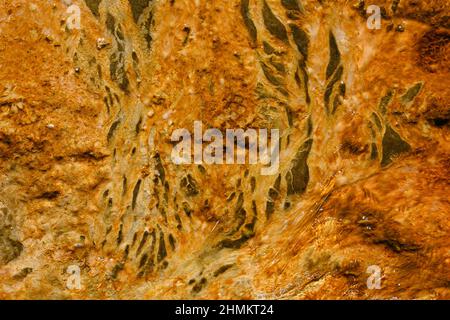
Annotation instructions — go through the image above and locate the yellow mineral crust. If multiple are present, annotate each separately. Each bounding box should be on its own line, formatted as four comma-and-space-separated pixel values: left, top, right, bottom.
0, 0, 449, 299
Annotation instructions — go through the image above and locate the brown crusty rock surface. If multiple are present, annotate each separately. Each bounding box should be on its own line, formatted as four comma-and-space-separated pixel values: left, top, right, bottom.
0, 0, 449, 299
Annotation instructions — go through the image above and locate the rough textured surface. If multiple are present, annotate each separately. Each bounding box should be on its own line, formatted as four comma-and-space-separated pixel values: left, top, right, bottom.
0, 0, 449, 299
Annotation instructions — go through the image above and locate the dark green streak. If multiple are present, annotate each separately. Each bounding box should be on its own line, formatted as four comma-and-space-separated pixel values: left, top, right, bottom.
381, 125, 411, 167
379, 90, 394, 114
261, 62, 283, 86
286, 139, 312, 195
157, 232, 167, 262
132, 179, 142, 210
84, 0, 101, 17
326, 31, 340, 80
263, 0, 288, 42
240, 0, 258, 45
290, 24, 309, 60
107, 119, 120, 142
401, 83, 423, 105
324, 65, 343, 113
128, 0, 152, 23
281, 0, 301, 11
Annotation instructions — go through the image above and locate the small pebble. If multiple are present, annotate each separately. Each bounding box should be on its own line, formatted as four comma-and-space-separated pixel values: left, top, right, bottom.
47, 124, 55, 129
162, 111, 172, 120
395, 24, 405, 32
96, 38, 109, 50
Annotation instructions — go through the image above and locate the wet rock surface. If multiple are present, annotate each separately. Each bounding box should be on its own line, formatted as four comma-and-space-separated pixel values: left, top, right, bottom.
0, 0, 449, 299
